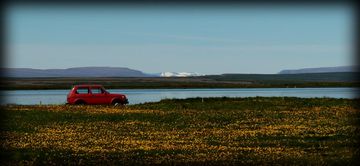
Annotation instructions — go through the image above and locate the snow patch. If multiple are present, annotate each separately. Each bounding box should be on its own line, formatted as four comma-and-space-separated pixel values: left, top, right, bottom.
160, 72, 204, 77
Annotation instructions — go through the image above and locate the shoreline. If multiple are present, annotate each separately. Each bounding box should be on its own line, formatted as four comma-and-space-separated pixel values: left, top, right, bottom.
1, 83, 358, 90
1, 96, 359, 107
2, 73, 358, 90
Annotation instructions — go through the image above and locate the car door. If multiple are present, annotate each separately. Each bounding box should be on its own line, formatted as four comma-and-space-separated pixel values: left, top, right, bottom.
75, 87, 91, 103
89, 87, 108, 104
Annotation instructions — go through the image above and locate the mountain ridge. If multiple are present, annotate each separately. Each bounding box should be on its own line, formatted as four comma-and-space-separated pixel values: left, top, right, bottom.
278, 66, 357, 74
2, 65, 357, 77
2, 67, 151, 77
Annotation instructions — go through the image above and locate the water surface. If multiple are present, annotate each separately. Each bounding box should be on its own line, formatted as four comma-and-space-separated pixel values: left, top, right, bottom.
1, 88, 357, 105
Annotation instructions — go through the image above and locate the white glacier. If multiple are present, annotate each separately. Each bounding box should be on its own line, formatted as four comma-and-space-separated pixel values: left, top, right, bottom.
160, 72, 204, 77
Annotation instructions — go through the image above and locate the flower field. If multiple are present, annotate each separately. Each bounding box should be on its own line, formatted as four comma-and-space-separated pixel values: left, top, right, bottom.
1, 97, 359, 165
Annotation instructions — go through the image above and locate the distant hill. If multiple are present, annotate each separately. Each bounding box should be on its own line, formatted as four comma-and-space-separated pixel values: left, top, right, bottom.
278, 66, 357, 74
203, 72, 358, 82
2, 67, 153, 77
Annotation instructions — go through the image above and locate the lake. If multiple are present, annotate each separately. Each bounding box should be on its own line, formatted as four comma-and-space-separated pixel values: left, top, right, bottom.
0, 88, 358, 105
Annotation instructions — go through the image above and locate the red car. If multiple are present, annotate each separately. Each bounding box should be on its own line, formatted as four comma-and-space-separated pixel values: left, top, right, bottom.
67, 85, 128, 105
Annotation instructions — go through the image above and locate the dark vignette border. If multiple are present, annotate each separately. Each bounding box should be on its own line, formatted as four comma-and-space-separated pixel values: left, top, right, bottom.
0, 0, 358, 165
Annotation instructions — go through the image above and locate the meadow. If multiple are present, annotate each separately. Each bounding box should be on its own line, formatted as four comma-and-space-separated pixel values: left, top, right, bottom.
1, 97, 359, 165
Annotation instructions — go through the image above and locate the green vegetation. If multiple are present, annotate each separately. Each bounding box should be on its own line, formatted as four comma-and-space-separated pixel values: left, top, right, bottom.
206, 72, 357, 82
1, 72, 358, 90
1, 97, 359, 165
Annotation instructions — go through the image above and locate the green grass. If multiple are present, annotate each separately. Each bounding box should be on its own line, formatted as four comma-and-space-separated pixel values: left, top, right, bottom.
205, 72, 358, 82
1, 97, 359, 165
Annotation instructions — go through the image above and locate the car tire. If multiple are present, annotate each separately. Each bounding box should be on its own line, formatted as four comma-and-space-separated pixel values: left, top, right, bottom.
75, 100, 86, 105
112, 100, 122, 107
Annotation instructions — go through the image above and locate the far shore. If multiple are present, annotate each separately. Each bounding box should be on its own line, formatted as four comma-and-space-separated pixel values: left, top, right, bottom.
1, 77, 358, 90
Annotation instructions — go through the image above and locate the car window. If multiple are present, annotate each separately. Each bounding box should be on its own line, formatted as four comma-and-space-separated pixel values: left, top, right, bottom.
91, 88, 103, 94
76, 88, 89, 94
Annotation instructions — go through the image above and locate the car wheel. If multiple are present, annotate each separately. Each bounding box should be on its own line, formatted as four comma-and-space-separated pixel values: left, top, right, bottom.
75, 100, 86, 105
112, 100, 122, 106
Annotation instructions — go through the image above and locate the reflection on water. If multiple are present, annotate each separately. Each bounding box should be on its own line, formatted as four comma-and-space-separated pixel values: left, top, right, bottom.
1, 88, 358, 105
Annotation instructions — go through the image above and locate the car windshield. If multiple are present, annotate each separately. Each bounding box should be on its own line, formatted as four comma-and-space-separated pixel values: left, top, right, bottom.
102, 88, 109, 94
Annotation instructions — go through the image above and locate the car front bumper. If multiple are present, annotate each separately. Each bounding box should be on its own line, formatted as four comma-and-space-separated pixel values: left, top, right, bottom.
123, 98, 129, 104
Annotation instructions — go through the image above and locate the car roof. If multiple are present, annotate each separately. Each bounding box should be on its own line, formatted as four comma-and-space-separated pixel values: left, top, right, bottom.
73, 84, 104, 88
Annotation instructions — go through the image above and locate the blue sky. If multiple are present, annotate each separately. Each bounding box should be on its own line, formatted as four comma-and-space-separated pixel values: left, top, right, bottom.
6, 4, 354, 74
